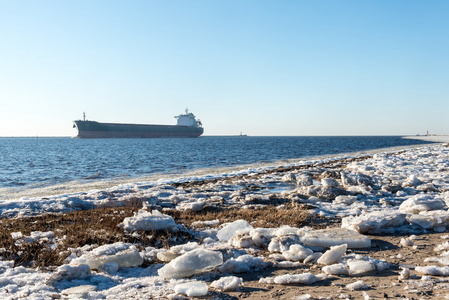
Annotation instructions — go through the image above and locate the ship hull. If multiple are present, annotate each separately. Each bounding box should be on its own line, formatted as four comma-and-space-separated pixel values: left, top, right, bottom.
73, 121, 204, 138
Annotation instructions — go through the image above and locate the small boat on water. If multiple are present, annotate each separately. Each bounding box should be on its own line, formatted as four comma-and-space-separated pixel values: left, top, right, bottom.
73, 109, 204, 138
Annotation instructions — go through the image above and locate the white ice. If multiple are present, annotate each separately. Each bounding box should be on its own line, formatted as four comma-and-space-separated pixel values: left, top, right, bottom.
317, 244, 347, 265
210, 276, 243, 291
415, 266, 449, 276
174, 281, 208, 297
300, 228, 371, 249
219, 254, 267, 274
72, 242, 143, 270
282, 244, 313, 261
346, 280, 369, 291
158, 248, 223, 279
217, 219, 253, 242
259, 272, 326, 285
119, 209, 177, 232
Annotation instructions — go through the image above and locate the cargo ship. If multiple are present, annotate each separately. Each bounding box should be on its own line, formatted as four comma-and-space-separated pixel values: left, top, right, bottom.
73, 109, 204, 138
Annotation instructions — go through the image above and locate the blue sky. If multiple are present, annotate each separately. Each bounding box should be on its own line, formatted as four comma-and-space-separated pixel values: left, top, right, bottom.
1, 0, 448, 136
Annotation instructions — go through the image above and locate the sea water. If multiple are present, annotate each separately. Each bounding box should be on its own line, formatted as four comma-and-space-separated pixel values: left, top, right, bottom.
0, 136, 432, 199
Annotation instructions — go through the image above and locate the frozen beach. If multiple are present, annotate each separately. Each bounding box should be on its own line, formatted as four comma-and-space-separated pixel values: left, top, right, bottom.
2, 139, 449, 299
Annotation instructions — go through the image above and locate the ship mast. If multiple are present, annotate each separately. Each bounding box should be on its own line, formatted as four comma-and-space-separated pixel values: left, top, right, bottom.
83, 112, 86, 121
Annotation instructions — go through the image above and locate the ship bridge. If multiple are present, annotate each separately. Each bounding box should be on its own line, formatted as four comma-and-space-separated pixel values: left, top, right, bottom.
175, 109, 202, 127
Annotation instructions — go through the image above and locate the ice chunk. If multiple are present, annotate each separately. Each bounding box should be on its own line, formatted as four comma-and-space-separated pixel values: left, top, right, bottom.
119, 209, 177, 232
210, 276, 243, 291
347, 260, 374, 275
219, 254, 267, 274
399, 268, 410, 280
97, 262, 119, 274
174, 281, 208, 297
293, 295, 313, 300
259, 273, 325, 285
158, 248, 223, 279
61, 285, 97, 297
177, 201, 206, 211
268, 235, 302, 253
402, 175, 423, 187
229, 232, 256, 249
47, 264, 91, 284
303, 252, 322, 264
341, 211, 407, 234
249, 228, 274, 248
301, 228, 371, 249
317, 244, 347, 265
399, 195, 445, 214
10, 232, 23, 239
217, 220, 253, 242
424, 256, 449, 265
274, 225, 299, 236
321, 178, 340, 188
415, 265, 449, 276
282, 244, 313, 261
407, 210, 449, 230
157, 242, 200, 262
346, 280, 369, 291
297, 174, 313, 186
435, 241, 449, 252
322, 263, 349, 275
75, 242, 143, 270
282, 173, 296, 182
400, 238, 414, 247
334, 195, 358, 205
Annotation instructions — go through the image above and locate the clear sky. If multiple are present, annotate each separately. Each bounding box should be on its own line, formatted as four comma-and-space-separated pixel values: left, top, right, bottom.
1, 0, 448, 136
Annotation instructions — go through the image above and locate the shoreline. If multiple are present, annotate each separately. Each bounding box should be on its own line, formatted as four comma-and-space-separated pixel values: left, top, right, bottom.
0, 137, 440, 202
1, 142, 449, 298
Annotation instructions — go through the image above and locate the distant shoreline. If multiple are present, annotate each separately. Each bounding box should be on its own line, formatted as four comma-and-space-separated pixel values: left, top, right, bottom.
403, 135, 449, 143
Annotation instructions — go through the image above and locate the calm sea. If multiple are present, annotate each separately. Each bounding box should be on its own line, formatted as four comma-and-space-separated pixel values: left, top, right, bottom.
0, 136, 432, 193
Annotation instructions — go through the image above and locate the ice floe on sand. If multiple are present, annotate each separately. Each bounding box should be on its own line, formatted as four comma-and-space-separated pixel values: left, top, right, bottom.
3, 143, 449, 298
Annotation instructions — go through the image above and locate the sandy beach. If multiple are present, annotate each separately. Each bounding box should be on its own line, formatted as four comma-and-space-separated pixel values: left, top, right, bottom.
1, 139, 449, 299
